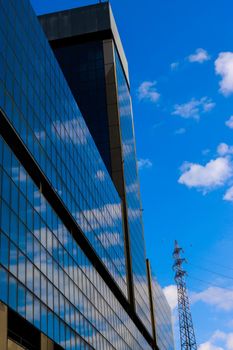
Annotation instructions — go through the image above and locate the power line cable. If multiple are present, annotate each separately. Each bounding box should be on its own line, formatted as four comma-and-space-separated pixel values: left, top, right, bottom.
182, 244, 233, 272
187, 275, 233, 292
188, 263, 233, 281
200, 258, 233, 272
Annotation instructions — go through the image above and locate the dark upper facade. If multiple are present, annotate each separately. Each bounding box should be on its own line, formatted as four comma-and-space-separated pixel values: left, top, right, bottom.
39, 2, 129, 175
0, 0, 174, 349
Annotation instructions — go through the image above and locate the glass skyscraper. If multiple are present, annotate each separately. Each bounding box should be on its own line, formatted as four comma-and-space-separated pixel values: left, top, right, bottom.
0, 0, 174, 349
39, 3, 151, 333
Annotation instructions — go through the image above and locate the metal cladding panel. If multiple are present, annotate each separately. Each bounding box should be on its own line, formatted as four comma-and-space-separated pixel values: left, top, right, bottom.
39, 4, 110, 40
108, 4, 129, 85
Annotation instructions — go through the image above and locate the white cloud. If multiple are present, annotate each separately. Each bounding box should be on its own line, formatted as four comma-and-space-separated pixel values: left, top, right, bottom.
137, 158, 153, 170
191, 286, 233, 311
126, 181, 139, 196
95, 170, 106, 181
172, 97, 215, 120
217, 143, 233, 156
198, 330, 233, 350
127, 208, 141, 221
122, 139, 134, 157
174, 128, 186, 135
98, 232, 123, 249
198, 341, 224, 350
178, 157, 233, 190
180, 143, 233, 200
226, 116, 233, 129
202, 99, 216, 112
52, 118, 90, 145
188, 48, 210, 63
77, 203, 122, 231
118, 84, 132, 117
171, 62, 179, 70
163, 285, 178, 311
223, 186, 233, 202
35, 130, 46, 141
215, 52, 233, 96
12, 166, 27, 183
226, 333, 233, 349
137, 81, 160, 103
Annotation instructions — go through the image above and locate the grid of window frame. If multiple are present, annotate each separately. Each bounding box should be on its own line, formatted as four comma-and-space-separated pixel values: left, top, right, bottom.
0, 136, 152, 350
152, 277, 175, 350
54, 41, 112, 174
114, 49, 152, 333
0, 0, 127, 296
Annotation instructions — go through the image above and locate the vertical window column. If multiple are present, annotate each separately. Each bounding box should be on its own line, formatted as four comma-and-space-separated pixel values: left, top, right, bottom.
103, 39, 135, 308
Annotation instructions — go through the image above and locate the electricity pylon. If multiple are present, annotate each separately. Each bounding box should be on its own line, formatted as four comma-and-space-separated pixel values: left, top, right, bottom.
173, 241, 197, 350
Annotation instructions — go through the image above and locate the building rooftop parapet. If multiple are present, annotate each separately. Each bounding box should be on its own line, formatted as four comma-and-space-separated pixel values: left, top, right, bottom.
39, 2, 130, 86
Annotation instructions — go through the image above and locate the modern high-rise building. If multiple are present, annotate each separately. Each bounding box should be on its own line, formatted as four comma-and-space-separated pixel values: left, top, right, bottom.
0, 0, 174, 349
39, 2, 152, 335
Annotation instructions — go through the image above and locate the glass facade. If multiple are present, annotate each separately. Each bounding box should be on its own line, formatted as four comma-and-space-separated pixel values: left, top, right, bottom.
152, 277, 175, 350
38, 7, 153, 336
0, 0, 126, 296
0, 135, 151, 349
0, 0, 154, 349
54, 42, 112, 173
114, 50, 151, 333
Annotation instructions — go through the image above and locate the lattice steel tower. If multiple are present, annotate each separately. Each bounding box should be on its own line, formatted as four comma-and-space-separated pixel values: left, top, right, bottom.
173, 241, 197, 350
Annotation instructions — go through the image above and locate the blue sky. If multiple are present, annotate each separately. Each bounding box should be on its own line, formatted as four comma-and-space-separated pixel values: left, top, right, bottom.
31, 0, 233, 349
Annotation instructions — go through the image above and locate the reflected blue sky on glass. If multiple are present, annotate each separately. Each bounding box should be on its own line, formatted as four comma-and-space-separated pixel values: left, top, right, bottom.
0, 134, 151, 348
0, 0, 127, 296
152, 275, 175, 350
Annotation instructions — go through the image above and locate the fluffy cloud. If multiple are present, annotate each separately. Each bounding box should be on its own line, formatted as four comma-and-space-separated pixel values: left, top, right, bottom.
122, 139, 134, 157
52, 118, 90, 145
126, 181, 138, 195
198, 341, 224, 350
137, 81, 160, 102
198, 330, 233, 350
192, 287, 233, 311
178, 157, 233, 190
226, 115, 233, 129
188, 48, 210, 63
217, 143, 233, 156
95, 170, 106, 181
215, 52, 233, 96
98, 232, 123, 248
137, 158, 153, 170
77, 203, 122, 231
223, 186, 233, 202
163, 285, 178, 311
172, 97, 215, 120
